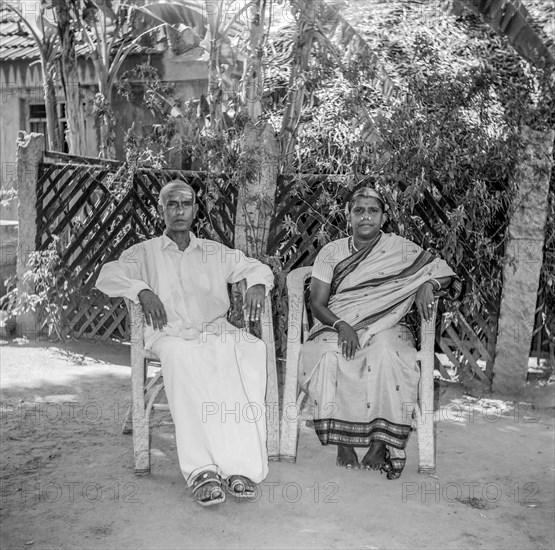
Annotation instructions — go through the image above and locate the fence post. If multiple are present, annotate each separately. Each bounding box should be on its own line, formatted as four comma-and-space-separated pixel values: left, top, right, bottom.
493, 126, 555, 394
15, 132, 45, 338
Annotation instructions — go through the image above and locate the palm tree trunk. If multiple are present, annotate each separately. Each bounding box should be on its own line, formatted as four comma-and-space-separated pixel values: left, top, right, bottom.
280, 0, 316, 170
95, 60, 116, 159
41, 59, 61, 151
55, 1, 87, 156
42, 64, 61, 151
245, 0, 266, 121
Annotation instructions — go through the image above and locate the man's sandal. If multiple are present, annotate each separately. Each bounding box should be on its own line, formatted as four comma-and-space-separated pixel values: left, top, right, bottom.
226, 475, 257, 499
191, 470, 226, 507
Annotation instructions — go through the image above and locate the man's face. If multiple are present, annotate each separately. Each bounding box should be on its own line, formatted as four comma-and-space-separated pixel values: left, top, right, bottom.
159, 189, 198, 233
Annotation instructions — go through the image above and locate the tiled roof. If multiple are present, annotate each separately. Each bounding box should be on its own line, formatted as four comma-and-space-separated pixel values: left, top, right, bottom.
0, 10, 37, 61
0, 7, 164, 62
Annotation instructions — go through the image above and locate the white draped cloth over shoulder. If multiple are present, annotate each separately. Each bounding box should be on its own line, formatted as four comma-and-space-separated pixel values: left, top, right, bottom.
299, 232, 458, 478
96, 233, 274, 485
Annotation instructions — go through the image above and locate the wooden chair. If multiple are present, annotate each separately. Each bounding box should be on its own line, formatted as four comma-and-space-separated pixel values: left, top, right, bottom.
123, 281, 279, 475
278, 266, 439, 474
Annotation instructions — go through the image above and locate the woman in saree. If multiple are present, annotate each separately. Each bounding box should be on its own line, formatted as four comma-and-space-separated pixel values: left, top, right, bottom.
299, 187, 459, 479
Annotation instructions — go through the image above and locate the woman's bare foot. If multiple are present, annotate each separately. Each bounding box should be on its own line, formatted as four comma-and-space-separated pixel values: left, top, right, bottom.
361, 441, 386, 470
336, 445, 360, 469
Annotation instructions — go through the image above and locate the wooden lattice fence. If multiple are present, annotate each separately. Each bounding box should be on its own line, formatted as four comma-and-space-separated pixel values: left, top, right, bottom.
35, 152, 236, 340
33, 154, 549, 384
267, 173, 501, 383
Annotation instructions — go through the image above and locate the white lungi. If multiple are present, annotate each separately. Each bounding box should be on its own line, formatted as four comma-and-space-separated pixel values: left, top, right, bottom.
152, 325, 269, 484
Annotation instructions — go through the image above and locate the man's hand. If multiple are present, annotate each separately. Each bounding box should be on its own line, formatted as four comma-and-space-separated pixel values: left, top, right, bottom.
415, 281, 436, 323
336, 321, 359, 360
138, 289, 167, 330
244, 284, 266, 322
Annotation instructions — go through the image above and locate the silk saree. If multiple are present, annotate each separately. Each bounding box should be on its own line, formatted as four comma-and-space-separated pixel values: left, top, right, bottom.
299, 233, 458, 478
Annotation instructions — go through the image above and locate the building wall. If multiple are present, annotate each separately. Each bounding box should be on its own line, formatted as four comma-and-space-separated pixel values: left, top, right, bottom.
0, 95, 20, 221
0, 59, 101, 222
0, 49, 210, 208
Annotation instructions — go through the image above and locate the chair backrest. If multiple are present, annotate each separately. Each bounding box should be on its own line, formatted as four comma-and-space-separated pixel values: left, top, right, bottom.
285, 266, 313, 386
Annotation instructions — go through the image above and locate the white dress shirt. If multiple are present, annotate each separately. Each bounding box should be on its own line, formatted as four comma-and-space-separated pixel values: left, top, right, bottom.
96, 233, 274, 348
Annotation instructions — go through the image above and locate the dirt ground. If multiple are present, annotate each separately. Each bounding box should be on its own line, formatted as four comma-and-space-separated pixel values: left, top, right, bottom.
0, 338, 554, 550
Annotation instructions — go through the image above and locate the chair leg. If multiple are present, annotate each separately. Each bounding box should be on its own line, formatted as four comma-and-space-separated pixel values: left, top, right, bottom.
416, 371, 436, 473
278, 275, 305, 462
121, 405, 133, 435
279, 388, 304, 463
131, 353, 150, 475
417, 308, 437, 474
416, 405, 435, 474
261, 298, 280, 461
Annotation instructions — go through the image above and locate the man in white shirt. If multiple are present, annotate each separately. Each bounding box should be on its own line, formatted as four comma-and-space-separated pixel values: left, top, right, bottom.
96, 180, 274, 506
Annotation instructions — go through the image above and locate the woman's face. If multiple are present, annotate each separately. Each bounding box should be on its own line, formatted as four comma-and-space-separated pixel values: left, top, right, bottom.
350, 197, 385, 240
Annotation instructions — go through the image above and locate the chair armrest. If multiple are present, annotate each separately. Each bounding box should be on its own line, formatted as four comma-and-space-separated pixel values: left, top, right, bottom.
284, 267, 313, 389
125, 299, 143, 341
417, 297, 439, 358
124, 299, 159, 362
231, 279, 274, 336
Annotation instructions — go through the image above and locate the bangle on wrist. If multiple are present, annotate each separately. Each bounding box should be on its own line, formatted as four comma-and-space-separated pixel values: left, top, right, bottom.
429, 278, 441, 292
332, 319, 344, 330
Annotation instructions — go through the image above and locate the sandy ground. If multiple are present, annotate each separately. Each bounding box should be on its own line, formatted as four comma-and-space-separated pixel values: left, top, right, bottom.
0, 338, 554, 550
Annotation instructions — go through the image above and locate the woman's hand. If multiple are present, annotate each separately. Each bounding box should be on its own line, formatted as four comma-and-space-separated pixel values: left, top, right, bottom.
310, 278, 359, 359
336, 321, 359, 360
415, 281, 436, 322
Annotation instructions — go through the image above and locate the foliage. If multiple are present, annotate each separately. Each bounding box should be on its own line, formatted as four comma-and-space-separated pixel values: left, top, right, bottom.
19, 0, 553, 367
251, 1, 555, 368
1, 237, 73, 340
117, 63, 179, 168
265, 4, 554, 315
0, 188, 18, 209
115, 1, 554, 365
138, 0, 269, 127
117, 59, 261, 189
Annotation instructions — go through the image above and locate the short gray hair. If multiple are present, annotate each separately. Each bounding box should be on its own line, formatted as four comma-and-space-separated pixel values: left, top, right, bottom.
158, 180, 196, 207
